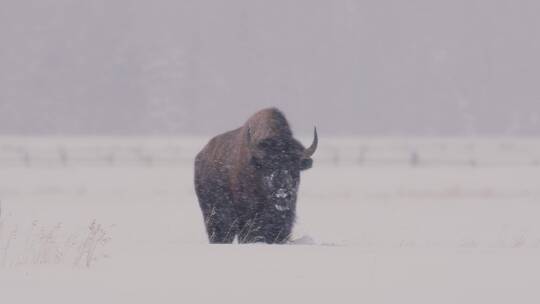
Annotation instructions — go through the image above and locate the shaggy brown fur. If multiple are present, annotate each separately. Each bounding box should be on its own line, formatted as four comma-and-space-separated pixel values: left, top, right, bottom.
194, 108, 317, 243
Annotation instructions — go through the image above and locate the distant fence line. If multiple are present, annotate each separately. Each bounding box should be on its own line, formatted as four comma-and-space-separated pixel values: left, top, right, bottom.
1, 140, 539, 168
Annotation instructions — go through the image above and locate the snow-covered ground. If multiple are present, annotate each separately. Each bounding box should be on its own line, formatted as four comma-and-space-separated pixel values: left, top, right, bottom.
1, 137, 539, 303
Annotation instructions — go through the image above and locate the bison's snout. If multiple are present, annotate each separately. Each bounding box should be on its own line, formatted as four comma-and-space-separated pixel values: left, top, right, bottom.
273, 187, 296, 212
274, 203, 290, 212
275, 188, 289, 199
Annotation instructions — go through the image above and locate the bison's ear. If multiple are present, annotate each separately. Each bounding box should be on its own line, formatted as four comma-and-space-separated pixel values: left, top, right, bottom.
300, 158, 313, 171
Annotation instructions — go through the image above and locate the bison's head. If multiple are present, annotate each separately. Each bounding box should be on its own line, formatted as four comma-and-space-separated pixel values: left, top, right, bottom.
246, 128, 318, 212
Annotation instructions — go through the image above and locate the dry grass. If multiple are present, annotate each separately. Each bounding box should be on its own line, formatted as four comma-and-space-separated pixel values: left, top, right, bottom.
0, 206, 111, 268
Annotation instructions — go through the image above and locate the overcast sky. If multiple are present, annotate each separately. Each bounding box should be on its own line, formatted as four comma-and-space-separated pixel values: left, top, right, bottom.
1, 0, 539, 136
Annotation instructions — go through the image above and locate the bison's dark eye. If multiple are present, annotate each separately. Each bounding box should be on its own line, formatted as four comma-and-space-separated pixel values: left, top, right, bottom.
300, 158, 313, 171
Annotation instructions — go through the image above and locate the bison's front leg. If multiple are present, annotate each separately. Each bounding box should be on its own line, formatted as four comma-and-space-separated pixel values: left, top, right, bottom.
197, 186, 238, 244
236, 213, 265, 244
204, 208, 237, 244
237, 210, 294, 244
262, 214, 294, 244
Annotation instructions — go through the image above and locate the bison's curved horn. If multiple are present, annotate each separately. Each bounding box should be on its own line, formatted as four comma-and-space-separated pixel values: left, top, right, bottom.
303, 127, 318, 158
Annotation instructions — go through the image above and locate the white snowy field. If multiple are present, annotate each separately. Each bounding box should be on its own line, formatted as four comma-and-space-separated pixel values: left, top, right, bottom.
1, 137, 540, 303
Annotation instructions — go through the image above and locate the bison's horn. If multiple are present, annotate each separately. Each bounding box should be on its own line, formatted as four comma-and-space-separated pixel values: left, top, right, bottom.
303, 127, 318, 158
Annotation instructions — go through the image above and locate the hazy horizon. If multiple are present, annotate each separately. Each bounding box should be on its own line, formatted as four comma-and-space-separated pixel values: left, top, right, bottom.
1, 1, 539, 136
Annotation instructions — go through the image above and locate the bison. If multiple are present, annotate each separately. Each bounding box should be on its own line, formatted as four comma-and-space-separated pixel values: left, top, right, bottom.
194, 108, 317, 244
